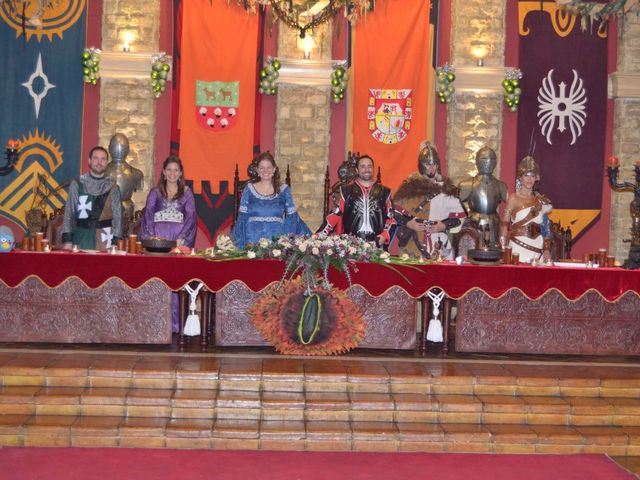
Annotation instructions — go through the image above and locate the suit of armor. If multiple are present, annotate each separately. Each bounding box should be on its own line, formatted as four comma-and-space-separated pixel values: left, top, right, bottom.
458, 146, 508, 247
105, 133, 144, 236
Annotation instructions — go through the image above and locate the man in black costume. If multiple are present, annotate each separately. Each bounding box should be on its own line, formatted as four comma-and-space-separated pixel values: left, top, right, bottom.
319, 155, 395, 245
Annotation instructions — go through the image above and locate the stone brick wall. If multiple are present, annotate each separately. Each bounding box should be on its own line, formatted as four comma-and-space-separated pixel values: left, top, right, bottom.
276, 22, 332, 230
448, 0, 506, 184
610, 16, 640, 260
102, 0, 160, 52
99, 1, 161, 210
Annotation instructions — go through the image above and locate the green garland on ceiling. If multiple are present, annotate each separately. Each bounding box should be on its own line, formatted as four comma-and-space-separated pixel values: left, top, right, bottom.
556, 0, 639, 33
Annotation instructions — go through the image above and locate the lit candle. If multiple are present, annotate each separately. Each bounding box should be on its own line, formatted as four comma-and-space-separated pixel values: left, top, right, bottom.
635, 159, 640, 168
607, 156, 619, 167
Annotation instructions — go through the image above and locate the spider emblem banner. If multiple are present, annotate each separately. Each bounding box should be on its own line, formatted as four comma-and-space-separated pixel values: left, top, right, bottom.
517, 0, 607, 240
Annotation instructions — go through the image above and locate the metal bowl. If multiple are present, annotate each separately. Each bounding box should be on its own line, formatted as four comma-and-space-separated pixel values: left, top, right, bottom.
141, 238, 176, 253
468, 247, 503, 265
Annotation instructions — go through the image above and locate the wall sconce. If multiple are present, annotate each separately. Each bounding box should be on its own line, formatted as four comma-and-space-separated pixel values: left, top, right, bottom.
470, 42, 489, 67
299, 34, 317, 60
121, 31, 135, 52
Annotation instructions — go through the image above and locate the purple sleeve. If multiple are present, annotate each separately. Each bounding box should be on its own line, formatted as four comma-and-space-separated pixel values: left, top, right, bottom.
139, 188, 160, 240
177, 187, 197, 248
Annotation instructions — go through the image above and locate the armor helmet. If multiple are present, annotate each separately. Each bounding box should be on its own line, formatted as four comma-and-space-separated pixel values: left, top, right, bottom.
517, 155, 540, 179
418, 141, 440, 176
108, 133, 130, 163
475, 146, 497, 175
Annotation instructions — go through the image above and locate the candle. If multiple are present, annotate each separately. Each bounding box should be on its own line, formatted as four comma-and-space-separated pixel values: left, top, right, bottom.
607, 156, 619, 167
5, 139, 19, 150
635, 159, 640, 168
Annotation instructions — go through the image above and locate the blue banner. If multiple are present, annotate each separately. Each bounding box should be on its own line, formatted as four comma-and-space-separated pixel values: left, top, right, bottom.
0, 1, 87, 231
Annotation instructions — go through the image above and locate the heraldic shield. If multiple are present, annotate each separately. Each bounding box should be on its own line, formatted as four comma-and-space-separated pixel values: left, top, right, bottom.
368, 89, 412, 144
195, 80, 240, 132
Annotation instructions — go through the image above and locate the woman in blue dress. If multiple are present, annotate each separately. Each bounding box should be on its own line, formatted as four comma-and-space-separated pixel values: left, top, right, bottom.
232, 151, 310, 249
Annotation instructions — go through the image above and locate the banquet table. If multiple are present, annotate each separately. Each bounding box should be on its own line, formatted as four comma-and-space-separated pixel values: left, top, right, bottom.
1, 251, 639, 354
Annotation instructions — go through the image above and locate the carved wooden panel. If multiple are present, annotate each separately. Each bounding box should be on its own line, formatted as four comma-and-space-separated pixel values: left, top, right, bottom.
0, 277, 172, 344
215, 281, 416, 349
456, 289, 640, 355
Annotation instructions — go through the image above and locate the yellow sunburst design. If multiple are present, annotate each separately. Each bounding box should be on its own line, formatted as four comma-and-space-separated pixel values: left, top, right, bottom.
0, 0, 85, 42
0, 129, 66, 229
14, 129, 64, 174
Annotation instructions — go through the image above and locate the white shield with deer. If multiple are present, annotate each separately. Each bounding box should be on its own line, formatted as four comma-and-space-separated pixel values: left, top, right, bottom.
195, 80, 239, 132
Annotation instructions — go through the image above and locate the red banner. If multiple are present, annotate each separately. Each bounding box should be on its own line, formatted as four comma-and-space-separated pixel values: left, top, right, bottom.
352, 0, 431, 192
178, 0, 259, 194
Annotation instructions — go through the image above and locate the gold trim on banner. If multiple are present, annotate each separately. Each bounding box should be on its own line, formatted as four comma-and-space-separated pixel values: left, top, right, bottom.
2, 275, 638, 304
519, 1, 608, 38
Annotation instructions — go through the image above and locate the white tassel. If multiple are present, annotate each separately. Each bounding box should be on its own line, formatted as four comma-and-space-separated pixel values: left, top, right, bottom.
183, 282, 204, 336
426, 318, 443, 342
426, 289, 446, 343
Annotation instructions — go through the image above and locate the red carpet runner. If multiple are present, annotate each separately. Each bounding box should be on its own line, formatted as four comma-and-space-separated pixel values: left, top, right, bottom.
0, 449, 635, 480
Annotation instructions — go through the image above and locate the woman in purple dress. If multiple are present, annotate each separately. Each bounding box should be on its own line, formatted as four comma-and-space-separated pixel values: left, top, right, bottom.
140, 156, 196, 333
140, 156, 196, 248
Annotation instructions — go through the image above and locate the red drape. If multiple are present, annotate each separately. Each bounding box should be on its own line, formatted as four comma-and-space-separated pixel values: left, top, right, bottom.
351, 0, 431, 192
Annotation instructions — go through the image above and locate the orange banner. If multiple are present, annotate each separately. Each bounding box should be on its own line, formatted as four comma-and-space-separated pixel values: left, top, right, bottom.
352, 0, 431, 192
178, 0, 259, 193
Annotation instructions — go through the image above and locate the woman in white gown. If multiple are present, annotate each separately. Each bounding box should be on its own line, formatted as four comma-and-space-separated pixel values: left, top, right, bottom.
500, 156, 553, 263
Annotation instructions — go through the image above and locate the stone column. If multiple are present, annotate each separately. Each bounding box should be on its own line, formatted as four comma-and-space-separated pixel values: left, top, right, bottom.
99, 0, 161, 209
275, 22, 332, 230
610, 16, 640, 261
447, 0, 506, 184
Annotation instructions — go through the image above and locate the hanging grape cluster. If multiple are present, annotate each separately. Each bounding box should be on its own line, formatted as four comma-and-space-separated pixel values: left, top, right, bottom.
150, 53, 171, 99
81, 47, 100, 85
330, 64, 348, 104
502, 68, 523, 112
258, 58, 281, 96
436, 64, 455, 104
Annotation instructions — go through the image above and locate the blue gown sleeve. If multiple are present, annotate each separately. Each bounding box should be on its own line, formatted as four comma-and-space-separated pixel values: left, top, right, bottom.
283, 186, 311, 236
231, 186, 251, 249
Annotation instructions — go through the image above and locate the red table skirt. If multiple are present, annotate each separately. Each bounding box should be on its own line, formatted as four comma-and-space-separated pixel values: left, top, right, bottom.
1, 251, 639, 301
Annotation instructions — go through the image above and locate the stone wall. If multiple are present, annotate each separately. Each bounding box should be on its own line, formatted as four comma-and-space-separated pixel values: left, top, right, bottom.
275, 22, 332, 230
99, 0, 161, 209
448, 0, 506, 184
610, 15, 640, 260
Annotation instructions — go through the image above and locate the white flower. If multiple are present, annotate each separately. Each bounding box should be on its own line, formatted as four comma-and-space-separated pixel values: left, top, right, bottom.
259, 238, 270, 248
380, 252, 390, 259
326, 248, 334, 255
299, 243, 307, 252
272, 249, 282, 257
401, 253, 410, 261
384, 257, 391, 263
348, 246, 357, 255
247, 251, 256, 259
312, 247, 320, 255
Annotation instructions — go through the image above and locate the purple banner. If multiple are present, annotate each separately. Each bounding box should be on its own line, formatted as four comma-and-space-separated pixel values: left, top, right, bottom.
517, 0, 608, 237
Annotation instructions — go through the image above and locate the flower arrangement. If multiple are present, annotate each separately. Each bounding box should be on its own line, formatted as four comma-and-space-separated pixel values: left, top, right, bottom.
207, 233, 386, 291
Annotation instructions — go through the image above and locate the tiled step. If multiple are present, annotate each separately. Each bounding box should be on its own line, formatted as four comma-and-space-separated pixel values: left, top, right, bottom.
2, 354, 640, 398
4, 386, 640, 426
3, 351, 640, 453
2, 415, 640, 454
